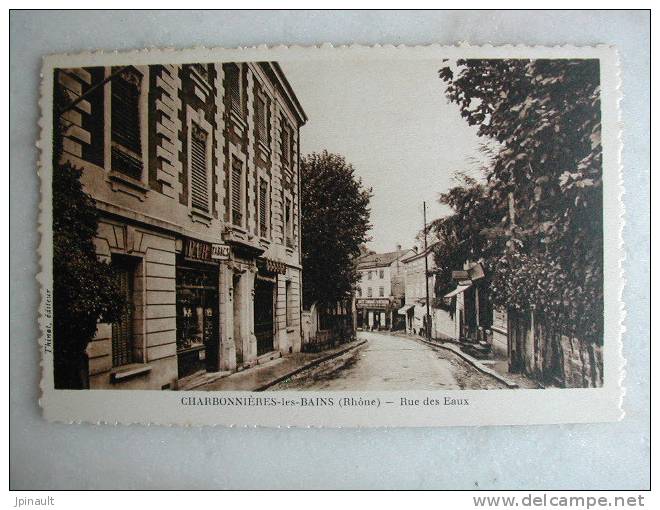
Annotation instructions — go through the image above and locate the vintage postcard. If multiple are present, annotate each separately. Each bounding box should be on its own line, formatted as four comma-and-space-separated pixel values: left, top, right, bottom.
38, 44, 624, 427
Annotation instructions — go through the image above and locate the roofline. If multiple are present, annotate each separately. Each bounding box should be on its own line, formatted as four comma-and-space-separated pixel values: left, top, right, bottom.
401, 242, 440, 263
357, 249, 414, 269
269, 62, 308, 126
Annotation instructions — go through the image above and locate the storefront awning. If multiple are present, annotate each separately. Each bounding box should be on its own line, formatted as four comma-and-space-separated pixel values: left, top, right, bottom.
397, 304, 414, 315
444, 283, 472, 298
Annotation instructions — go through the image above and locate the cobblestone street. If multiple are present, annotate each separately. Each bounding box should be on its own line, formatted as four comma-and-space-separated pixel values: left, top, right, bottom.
271, 331, 508, 391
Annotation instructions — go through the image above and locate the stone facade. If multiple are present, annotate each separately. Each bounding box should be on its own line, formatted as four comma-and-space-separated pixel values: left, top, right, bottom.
56, 62, 307, 389
355, 247, 411, 330
401, 244, 455, 339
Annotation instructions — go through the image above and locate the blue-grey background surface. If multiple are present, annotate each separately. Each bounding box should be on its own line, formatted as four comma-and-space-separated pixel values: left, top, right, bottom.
9, 10, 650, 489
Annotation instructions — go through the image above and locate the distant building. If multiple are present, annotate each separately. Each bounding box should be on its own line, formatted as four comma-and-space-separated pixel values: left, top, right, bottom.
400, 243, 455, 339
355, 245, 412, 330
55, 61, 307, 389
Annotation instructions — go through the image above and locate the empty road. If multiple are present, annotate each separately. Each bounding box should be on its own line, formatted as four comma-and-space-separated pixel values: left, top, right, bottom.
271, 330, 507, 391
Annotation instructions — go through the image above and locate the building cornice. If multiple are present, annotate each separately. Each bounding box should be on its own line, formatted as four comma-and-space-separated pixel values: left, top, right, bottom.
260, 62, 308, 126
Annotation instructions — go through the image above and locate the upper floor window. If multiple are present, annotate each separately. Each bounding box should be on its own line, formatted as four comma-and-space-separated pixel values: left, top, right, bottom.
356, 287, 362, 297
379, 269, 384, 279
367, 271, 372, 280
111, 66, 143, 180
224, 63, 243, 118
255, 92, 269, 147
367, 288, 373, 298
286, 280, 293, 327
231, 157, 244, 226
379, 287, 385, 297
285, 197, 293, 248
192, 63, 210, 82
190, 123, 210, 213
281, 120, 291, 167
259, 178, 269, 238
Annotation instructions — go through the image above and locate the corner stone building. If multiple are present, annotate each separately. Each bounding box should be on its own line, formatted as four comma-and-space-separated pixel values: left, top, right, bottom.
56, 62, 307, 389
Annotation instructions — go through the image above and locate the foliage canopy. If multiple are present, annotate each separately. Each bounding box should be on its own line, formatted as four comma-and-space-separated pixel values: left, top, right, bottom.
301, 151, 372, 309
434, 59, 603, 343
53, 80, 125, 388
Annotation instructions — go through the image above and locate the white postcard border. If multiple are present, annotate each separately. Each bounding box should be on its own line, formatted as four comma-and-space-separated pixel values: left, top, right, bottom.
37, 44, 625, 427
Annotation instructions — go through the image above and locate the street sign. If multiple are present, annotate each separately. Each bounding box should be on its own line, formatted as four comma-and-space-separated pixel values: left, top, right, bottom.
211, 243, 230, 260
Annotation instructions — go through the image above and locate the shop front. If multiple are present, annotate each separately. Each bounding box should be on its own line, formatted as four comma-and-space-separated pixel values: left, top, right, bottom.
175, 238, 225, 379
356, 298, 390, 330
254, 272, 275, 356
254, 258, 288, 356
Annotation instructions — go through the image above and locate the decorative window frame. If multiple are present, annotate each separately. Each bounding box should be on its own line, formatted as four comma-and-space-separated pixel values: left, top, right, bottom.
104, 65, 150, 200
282, 189, 294, 251
255, 87, 272, 156
106, 235, 150, 378
224, 62, 246, 129
280, 117, 292, 169
186, 105, 214, 224
257, 171, 271, 240
189, 63, 213, 103
228, 145, 247, 231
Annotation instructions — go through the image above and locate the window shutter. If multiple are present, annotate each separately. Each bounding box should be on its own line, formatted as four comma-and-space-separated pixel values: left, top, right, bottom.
111, 67, 143, 180
256, 95, 268, 143
281, 122, 290, 166
259, 179, 268, 237
231, 158, 243, 225
285, 197, 292, 248
190, 124, 209, 212
224, 63, 242, 116
112, 262, 134, 367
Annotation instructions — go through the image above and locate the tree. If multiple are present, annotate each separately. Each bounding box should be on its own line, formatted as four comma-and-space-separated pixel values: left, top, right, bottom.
53, 74, 125, 389
300, 151, 372, 308
438, 58, 603, 344
430, 172, 505, 310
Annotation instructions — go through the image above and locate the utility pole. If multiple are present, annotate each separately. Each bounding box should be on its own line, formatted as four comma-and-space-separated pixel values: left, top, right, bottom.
423, 201, 431, 340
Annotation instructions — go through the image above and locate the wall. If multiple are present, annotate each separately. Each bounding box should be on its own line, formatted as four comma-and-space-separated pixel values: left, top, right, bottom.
508, 311, 604, 388
403, 252, 436, 305
88, 220, 178, 390
357, 265, 391, 299
302, 301, 355, 352
431, 308, 455, 340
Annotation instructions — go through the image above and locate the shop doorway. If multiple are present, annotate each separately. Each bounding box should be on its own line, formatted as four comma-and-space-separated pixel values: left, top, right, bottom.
254, 276, 275, 356
176, 264, 219, 378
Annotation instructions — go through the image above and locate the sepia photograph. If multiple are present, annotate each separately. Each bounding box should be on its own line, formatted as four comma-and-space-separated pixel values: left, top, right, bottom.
35, 42, 624, 428
49, 54, 606, 394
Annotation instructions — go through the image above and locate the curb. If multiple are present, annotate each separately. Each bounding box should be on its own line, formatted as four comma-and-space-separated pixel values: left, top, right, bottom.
396, 333, 520, 389
254, 339, 368, 391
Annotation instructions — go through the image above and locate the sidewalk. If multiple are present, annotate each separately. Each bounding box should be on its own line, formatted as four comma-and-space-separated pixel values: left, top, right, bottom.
390, 331, 541, 389
180, 339, 367, 392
